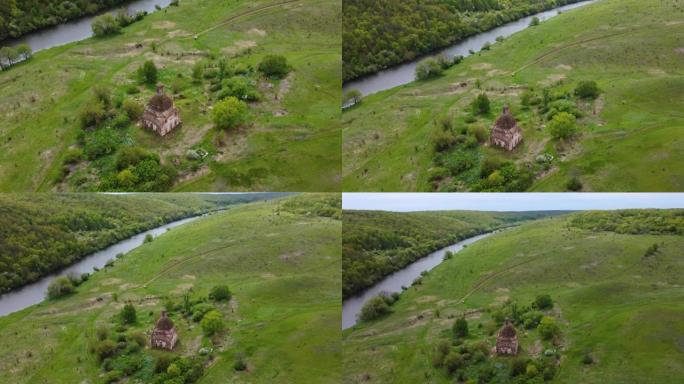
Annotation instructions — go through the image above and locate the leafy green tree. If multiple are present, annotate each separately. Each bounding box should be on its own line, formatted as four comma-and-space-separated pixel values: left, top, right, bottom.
452, 317, 469, 338
415, 58, 443, 80
92, 13, 121, 37
122, 98, 143, 120
47, 276, 74, 299
548, 112, 577, 140
538, 316, 560, 340
566, 176, 583, 191
212, 96, 248, 130
258, 55, 289, 78
534, 294, 553, 310
121, 303, 137, 324
209, 285, 232, 302
359, 295, 392, 321
575, 80, 600, 99
471, 93, 490, 115
343, 89, 362, 107
16, 44, 31, 60
201, 310, 224, 336
530, 16, 540, 26
443, 352, 464, 374
138, 60, 158, 85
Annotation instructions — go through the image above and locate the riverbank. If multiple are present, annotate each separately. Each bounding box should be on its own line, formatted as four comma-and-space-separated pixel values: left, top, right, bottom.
0, 0, 173, 51
343, 0, 596, 96
343, 0, 593, 85
342, 232, 494, 330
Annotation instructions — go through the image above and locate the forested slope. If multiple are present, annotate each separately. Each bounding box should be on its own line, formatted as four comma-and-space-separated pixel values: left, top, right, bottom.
342, 0, 586, 81
342, 209, 564, 297
0, 0, 133, 41
0, 193, 281, 292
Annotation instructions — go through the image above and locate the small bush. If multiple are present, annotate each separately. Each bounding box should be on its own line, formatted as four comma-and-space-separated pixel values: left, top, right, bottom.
138, 60, 158, 85
530, 16, 540, 26
574, 80, 600, 99
538, 316, 560, 340
122, 99, 143, 120
359, 295, 392, 322
144, 234, 153, 243
234, 353, 247, 371
120, 303, 137, 324
95, 339, 118, 362
452, 317, 469, 338
92, 13, 121, 37
566, 176, 583, 191
534, 294, 553, 310
471, 93, 490, 115
416, 58, 443, 80
582, 353, 594, 365
443, 352, 464, 374
212, 96, 248, 130
548, 112, 577, 140
258, 55, 289, 79
209, 285, 232, 302
103, 370, 123, 384
201, 310, 224, 336
63, 148, 84, 165
47, 276, 74, 299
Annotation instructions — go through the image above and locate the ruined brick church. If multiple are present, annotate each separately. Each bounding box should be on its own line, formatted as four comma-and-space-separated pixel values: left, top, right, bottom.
495, 319, 519, 355
142, 84, 182, 136
490, 105, 523, 151
151, 311, 178, 350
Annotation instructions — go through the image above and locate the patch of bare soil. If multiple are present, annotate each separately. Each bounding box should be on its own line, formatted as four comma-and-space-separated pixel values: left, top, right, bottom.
168, 29, 192, 38
221, 40, 257, 56
247, 28, 267, 37
471, 62, 493, 70
153, 21, 176, 29
172, 283, 194, 294
176, 165, 210, 185
555, 64, 573, 71
416, 295, 437, 303
539, 74, 566, 87
279, 251, 304, 263
676, 48, 684, 55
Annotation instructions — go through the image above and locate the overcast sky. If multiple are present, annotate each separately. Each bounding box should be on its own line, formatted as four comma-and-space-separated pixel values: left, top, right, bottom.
342, 193, 684, 212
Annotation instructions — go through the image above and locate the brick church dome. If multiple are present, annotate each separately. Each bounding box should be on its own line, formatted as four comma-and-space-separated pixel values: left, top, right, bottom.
155, 312, 175, 330
495, 106, 517, 130
148, 94, 174, 112
500, 322, 517, 338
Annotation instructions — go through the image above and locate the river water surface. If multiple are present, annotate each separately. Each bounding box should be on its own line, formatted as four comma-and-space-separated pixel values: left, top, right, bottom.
342, 232, 494, 330
0, 214, 204, 317
2, 0, 173, 53
343, 0, 598, 97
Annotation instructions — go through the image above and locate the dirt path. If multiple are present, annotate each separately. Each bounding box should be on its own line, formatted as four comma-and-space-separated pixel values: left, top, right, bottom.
182, 0, 303, 41
513, 30, 637, 75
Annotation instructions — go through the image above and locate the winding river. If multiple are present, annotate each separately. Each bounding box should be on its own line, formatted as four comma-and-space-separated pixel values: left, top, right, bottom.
0, 213, 205, 317
2, 0, 173, 53
343, 0, 598, 97
342, 232, 494, 330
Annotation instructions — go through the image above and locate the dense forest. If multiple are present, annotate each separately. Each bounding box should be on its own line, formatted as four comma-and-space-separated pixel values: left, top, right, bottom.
570, 209, 684, 235
342, 209, 564, 298
0, 193, 283, 293
0, 0, 134, 42
342, 0, 586, 82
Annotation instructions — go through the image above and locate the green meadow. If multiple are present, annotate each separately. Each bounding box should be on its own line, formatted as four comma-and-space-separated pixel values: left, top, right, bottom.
342, 0, 684, 192
0, 194, 341, 383
342, 212, 684, 383
0, 0, 341, 192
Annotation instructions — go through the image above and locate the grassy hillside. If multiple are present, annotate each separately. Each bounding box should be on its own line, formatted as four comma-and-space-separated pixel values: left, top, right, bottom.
342, 210, 564, 298
342, 0, 684, 192
0, 194, 341, 384
0, 0, 340, 192
0, 193, 280, 293
342, 210, 684, 383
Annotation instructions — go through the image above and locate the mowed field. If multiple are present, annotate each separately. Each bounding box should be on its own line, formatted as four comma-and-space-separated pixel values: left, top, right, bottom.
342, 0, 684, 192
0, 0, 341, 192
342, 215, 684, 383
0, 195, 341, 384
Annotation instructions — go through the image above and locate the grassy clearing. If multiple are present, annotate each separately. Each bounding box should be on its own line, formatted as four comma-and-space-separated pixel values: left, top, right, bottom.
0, 194, 341, 383
0, 0, 341, 192
342, 213, 684, 383
342, 0, 684, 191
